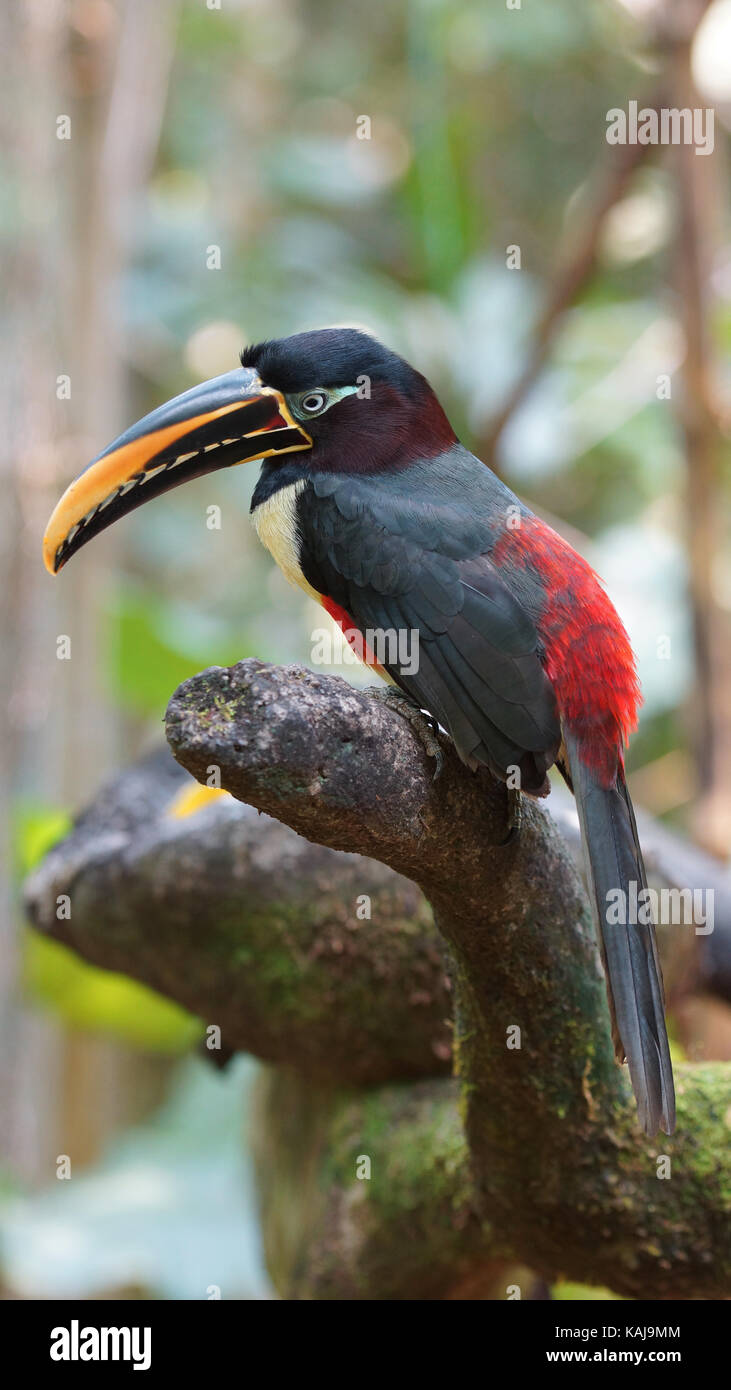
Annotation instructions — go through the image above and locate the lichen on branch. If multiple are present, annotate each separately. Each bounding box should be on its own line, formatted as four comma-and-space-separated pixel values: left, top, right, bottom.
25, 659, 731, 1298
165, 659, 731, 1299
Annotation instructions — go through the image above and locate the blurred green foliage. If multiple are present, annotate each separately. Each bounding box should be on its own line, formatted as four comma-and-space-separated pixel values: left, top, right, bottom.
106, 583, 249, 719
17, 804, 200, 1052
23, 935, 201, 1053
554, 1281, 624, 1301
15, 804, 71, 878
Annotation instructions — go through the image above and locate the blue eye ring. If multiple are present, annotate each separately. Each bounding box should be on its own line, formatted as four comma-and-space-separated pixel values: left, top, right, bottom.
299, 390, 329, 415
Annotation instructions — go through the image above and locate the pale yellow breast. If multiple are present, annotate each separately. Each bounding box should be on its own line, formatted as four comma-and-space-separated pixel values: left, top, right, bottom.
252, 479, 322, 602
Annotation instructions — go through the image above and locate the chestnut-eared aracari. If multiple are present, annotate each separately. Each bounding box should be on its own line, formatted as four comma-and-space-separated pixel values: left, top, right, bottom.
43, 327, 675, 1136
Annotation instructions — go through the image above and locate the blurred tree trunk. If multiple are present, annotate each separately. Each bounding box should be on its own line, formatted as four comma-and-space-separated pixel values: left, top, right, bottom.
665, 4, 731, 858
0, 0, 68, 1185
1, 0, 178, 1185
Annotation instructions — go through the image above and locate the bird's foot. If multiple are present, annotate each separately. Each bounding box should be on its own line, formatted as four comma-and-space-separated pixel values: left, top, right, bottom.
368, 686, 443, 780
498, 784, 522, 846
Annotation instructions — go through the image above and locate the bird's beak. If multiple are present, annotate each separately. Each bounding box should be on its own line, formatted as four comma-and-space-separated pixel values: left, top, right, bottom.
43, 368, 312, 574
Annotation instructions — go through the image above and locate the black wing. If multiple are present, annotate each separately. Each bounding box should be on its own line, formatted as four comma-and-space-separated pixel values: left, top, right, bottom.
298, 465, 561, 792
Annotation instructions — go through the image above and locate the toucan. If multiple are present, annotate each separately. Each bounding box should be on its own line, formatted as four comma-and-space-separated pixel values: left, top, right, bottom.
43, 327, 675, 1136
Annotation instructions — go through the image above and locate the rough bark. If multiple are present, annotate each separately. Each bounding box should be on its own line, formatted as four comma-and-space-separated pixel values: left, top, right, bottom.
162, 659, 731, 1299
25, 659, 731, 1298
251, 1070, 535, 1301
24, 750, 451, 1086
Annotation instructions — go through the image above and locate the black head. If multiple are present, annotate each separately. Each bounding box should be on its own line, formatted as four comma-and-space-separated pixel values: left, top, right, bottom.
44, 327, 456, 573
242, 328, 456, 473
242, 328, 419, 394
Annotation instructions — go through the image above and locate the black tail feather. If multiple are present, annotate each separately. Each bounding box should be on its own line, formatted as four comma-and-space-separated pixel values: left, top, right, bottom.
564, 731, 676, 1137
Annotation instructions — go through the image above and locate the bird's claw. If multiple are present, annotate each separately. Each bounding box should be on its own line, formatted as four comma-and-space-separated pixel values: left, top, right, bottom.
497, 784, 522, 846
368, 686, 444, 780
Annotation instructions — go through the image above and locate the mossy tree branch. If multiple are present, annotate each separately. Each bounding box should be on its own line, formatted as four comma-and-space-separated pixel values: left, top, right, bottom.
24, 750, 452, 1086
163, 659, 731, 1299
251, 1071, 536, 1301
24, 660, 731, 1297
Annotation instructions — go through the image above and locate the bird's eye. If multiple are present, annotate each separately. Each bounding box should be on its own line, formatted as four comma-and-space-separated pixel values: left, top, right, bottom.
298, 390, 329, 416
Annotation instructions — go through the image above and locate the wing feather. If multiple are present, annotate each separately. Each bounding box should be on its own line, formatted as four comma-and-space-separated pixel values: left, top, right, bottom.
298, 473, 561, 787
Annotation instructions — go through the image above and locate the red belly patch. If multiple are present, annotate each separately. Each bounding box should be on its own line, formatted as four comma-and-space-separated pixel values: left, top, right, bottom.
320, 595, 388, 676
